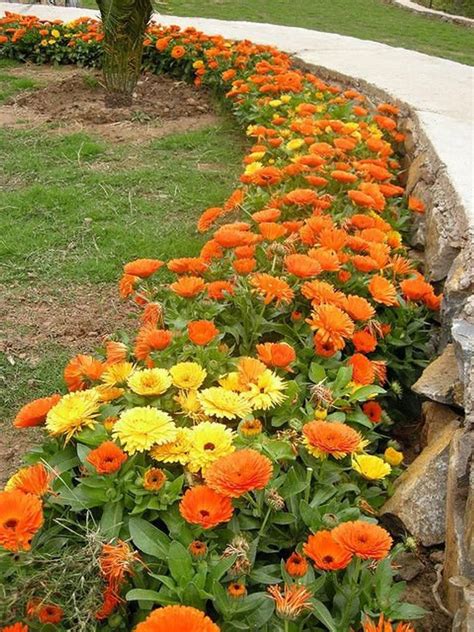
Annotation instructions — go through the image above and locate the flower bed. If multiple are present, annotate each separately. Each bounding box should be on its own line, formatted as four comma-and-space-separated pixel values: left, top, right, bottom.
0, 12, 442, 632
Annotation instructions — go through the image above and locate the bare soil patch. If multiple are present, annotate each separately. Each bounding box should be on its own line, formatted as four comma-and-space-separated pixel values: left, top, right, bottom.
1, 65, 221, 142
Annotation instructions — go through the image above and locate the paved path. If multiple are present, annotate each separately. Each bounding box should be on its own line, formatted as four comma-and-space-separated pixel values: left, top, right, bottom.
1, 3, 473, 223
392, 0, 474, 27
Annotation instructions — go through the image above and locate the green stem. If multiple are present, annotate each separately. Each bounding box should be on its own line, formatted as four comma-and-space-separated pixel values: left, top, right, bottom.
258, 506, 272, 538
338, 557, 362, 632
284, 620, 290, 632
304, 467, 313, 503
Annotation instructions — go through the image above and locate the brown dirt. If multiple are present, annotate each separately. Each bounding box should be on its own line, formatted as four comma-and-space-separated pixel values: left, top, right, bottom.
1, 65, 221, 142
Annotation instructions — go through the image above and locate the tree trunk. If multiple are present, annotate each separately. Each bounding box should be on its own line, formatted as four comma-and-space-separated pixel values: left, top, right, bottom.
97, 0, 153, 107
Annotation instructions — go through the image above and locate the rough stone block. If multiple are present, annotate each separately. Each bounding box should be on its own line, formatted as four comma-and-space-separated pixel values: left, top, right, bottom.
412, 344, 464, 409
420, 401, 461, 448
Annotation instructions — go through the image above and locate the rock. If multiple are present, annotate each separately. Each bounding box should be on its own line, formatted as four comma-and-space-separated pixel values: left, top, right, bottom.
452, 584, 474, 632
394, 551, 425, 581
443, 428, 474, 615
412, 344, 464, 409
430, 549, 445, 564
380, 423, 459, 546
405, 151, 432, 195
452, 302, 474, 423
420, 401, 461, 448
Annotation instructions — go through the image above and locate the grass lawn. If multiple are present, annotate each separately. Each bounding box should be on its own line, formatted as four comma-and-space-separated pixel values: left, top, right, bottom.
0, 61, 244, 458
78, 0, 474, 65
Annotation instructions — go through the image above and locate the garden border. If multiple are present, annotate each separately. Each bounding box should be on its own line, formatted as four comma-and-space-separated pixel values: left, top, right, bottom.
384, 0, 474, 28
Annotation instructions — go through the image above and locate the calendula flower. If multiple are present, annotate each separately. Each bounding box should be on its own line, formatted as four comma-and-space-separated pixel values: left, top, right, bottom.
134, 326, 172, 361
205, 449, 272, 497
363, 401, 383, 423
13, 394, 61, 428
250, 273, 295, 305
227, 582, 247, 598
87, 441, 127, 474
45, 389, 100, 441
179, 485, 234, 529
187, 421, 235, 473
256, 341, 296, 371
188, 320, 219, 345
363, 614, 415, 632
101, 362, 135, 387
100, 540, 141, 592
5, 463, 52, 497
242, 369, 287, 410
352, 454, 391, 480
332, 520, 393, 560
64, 354, 105, 391
302, 420, 365, 459
143, 468, 167, 492
239, 418, 263, 437
307, 304, 355, 351
304, 530, 353, 570
95, 586, 121, 621
27, 600, 63, 624
285, 552, 308, 577
127, 368, 172, 396
368, 275, 398, 306
189, 540, 207, 558
267, 584, 312, 620
384, 447, 404, 466
113, 407, 177, 454
198, 387, 252, 420
1, 624, 28, 632
134, 605, 220, 632
0, 489, 43, 552
149, 428, 191, 465
123, 258, 163, 278
170, 362, 207, 390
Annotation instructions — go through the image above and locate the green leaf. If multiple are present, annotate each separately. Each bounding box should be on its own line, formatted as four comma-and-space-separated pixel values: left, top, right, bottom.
168, 541, 193, 585
129, 517, 170, 559
349, 385, 385, 402
210, 553, 237, 582
100, 501, 123, 540
310, 599, 337, 632
126, 588, 165, 603
387, 602, 428, 620
309, 362, 326, 383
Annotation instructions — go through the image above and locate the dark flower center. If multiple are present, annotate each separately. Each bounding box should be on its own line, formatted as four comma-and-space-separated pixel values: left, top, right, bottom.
204, 443, 215, 451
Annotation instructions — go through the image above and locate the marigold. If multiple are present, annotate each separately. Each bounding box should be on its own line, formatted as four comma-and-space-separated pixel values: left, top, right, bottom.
205, 448, 272, 497
198, 387, 251, 420
143, 468, 167, 492
1, 624, 28, 632
127, 368, 172, 396
5, 463, 52, 497
242, 369, 287, 410
45, 389, 100, 441
27, 600, 63, 624
189, 540, 207, 558
352, 330, 377, 353
179, 485, 234, 529
408, 196, 425, 213
0, 489, 43, 552
399, 277, 432, 301
168, 257, 208, 275
101, 361, 135, 387
285, 552, 308, 577
170, 276, 206, 298
368, 275, 398, 306
227, 582, 247, 598
348, 353, 376, 385
170, 362, 207, 390
267, 584, 312, 620
363, 401, 383, 423
256, 342, 296, 371
188, 320, 219, 345
384, 447, 404, 466
332, 520, 392, 560
284, 253, 321, 278
301, 280, 345, 307
123, 258, 163, 278
64, 354, 105, 391
306, 304, 355, 350
150, 428, 191, 465
303, 530, 353, 570
100, 539, 140, 590
134, 326, 172, 361
363, 615, 415, 632
187, 421, 235, 473
250, 273, 294, 305
13, 394, 61, 429
113, 407, 177, 454
343, 295, 375, 321
206, 280, 234, 300
352, 454, 391, 480
134, 605, 220, 632
86, 441, 127, 474
240, 418, 263, 437
302, 420, 363, 459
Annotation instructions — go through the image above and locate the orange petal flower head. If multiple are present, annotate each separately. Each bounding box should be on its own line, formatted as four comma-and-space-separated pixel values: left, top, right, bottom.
205, 449, 273, 498
64, 354, 105, 391
284, 254, 321, 278
179, 485, 233, 529
285, 552, 309, 577
13, 394, 61, 428
302, 420, 363, 459
256, 342, 296, 371
134, 605, 220, 632
87, 441, 128, 474
5, 463, 52, 497
332, 520, 392, 560
170, 276, 206, 298
123, 258, 163, 278
303, 530, 353, 570
306, 305, 354, 350
0, 489, 43, 552
250, 273, 294, 306
188, 320, 219, 346
348, 353, 376, 385
368, 275, 398, 306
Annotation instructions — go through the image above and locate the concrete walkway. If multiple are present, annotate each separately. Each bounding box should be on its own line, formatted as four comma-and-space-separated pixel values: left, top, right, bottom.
1, 3, 473, 224
391, 0, 474, 27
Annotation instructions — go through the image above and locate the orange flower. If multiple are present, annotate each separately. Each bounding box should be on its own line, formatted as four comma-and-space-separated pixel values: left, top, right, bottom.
256, 342, 296, 371
134, 605, 220, 632
352, 330, 377, 353
285, 552, 308, 577
5, 464, 52, 497
214, 227, 254, 248
408, 196, 425, 213
227, 582, 247, 598
399, 277, 432, 301
331, 170, 357, 183
205, 449, 273, 498
100, 540, 141, 591
188, 320, 219, 345
143, 468, 167, 492
197, 207, 223, 232
309, 247, 341, 272
233, 257, 256, 275
306, 305, 354, 350
303, 530, 353, 570
171, 45, 186, 59
301, 280, 345, 307
87, 441, 127, 474
250, 273, 294, 306
1, 624, 28, 632
368, 275, 398, 306
105, 340, 129, 364
64, 354, 105, 391
188, 540, 208, 558
179, 485, 233, 529
206, 280, 234, 300
123, 258, 163, 278
363, 401, 383, 423
302, 421, 362, 459
259, 222, 287, 240
331, 520, 392, 560
267, 584, 312, 620
170, 276, 206, 298
95, 585, 121, 621
284, 254, 321, 278
348, 353, 376, 385
168, 257, 208, 275
134, 325, 172, 361
13, 394, 61, 428
343, 295, 376, 321
249, 166, 282, 187
119, 273, 138, 298
0, 490, 43, 552
252, 208, 281, 223
27, 600, 63, 624
362, 614, 414, 632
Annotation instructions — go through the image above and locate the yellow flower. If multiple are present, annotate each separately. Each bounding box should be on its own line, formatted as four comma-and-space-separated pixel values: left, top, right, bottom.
175, 389, 205, 421
51, 29, 60, 38
48, 39, 56, 45
128, 368, 171, 396
314, 408, 327, 420
242, 369, 287, 411
102, 362, 135, 387
248, 151, 266, 162
219, 371, 244, 392
40, 39, 48, 46
269, 99, 282, 107
384, 447, 404, 466
96, 385, 124, 402
187, 421, 235, 473
193, 60, 204, 69
170, 362, 206, 390
198, 387, 252, 420
352, 454, 391, 480
150, 428, 191, 465
113, 407, 177, 454
280, 95, 291, 103
46, 389, 100, 441
244, 161, 263, 176
286, 139, 304, 152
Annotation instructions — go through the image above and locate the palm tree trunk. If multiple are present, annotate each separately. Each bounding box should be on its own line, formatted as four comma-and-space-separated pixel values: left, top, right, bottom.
97, 0, 153, 107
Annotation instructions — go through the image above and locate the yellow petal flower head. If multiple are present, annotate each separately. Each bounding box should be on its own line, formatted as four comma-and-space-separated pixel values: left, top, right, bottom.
384, 447, 404, 466
128, 368, 171, 396
101, 362, 135, 388
150, 428, 192, 465
352, 454, 391, 480
174, 390, 206, 422
198, 387, 252, 420
46, 389, 100, 442
219, 372, 244, 392
113, 407, 177, 454
187, 421, 235, 473
242, 369, 287, 411
170, 362, 207, 390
